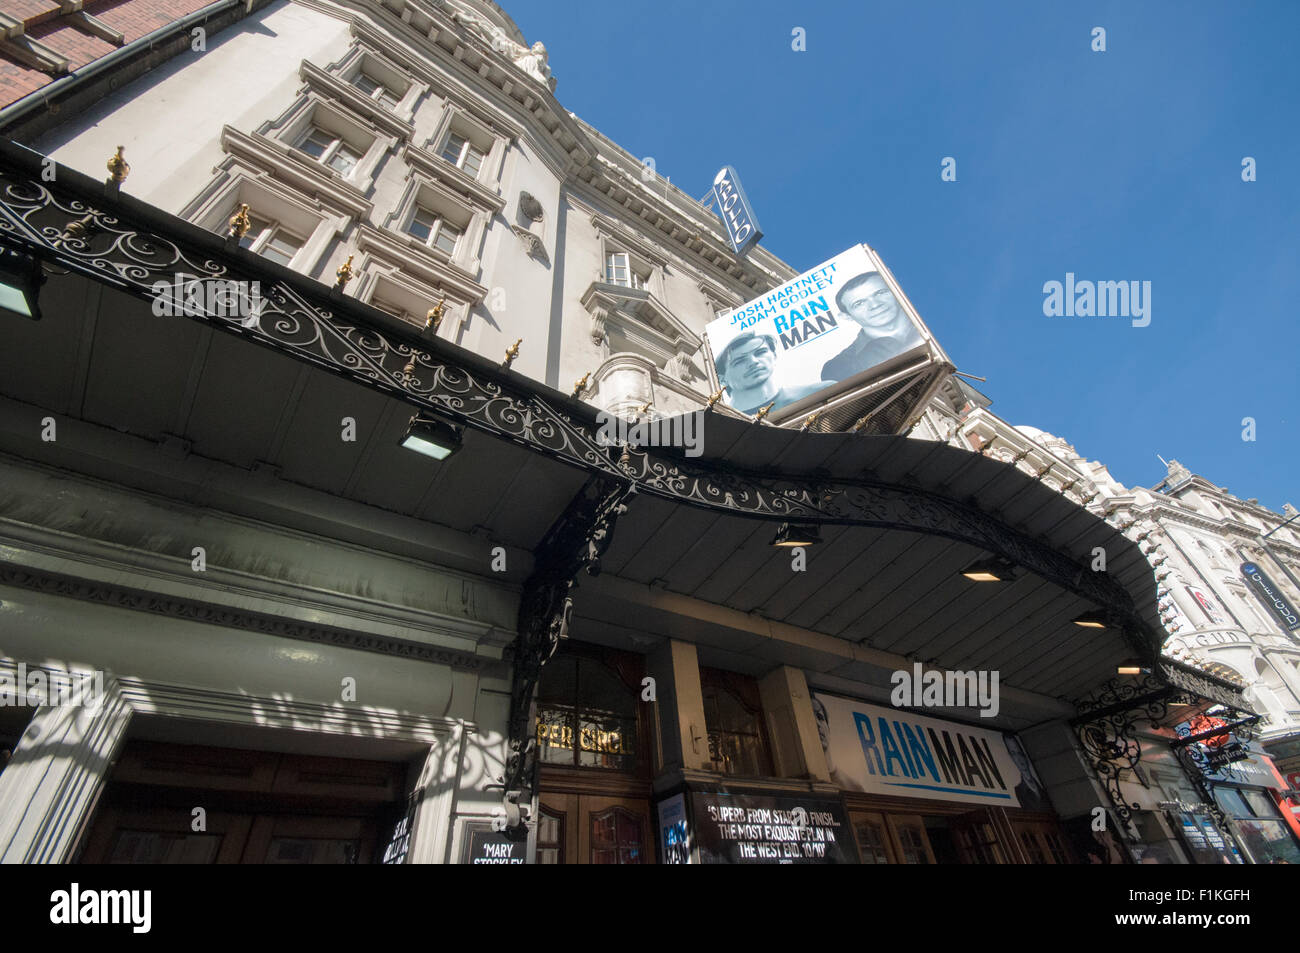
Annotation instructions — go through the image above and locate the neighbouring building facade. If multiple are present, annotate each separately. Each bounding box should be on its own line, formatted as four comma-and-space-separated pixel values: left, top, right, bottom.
0, 0, 1287, 865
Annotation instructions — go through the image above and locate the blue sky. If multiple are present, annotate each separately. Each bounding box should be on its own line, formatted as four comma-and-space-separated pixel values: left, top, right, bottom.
506, 0, 1298, 514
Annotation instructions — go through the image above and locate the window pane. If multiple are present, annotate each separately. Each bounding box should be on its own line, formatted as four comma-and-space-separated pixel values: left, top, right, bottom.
433, 221, 461, 255
407, 208, 436, 242
378, 89, 399, 108
109, 830, 221, 864
462, 146, 483, 178
352, 73, 379, 95
239, 215, 272, 250
261, 232, 301, 266
299, 129, 331, 159
441, 133, 466, 165
328, 142, 359, 174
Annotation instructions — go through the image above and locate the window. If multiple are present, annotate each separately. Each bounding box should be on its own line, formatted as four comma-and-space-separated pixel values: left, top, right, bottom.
351, 72, 399, 109
439, 132, 484, 179
605, 251, 646, 290
536, 653, 639, 771
296, 127, 361, 175
590, 808, 643, 865
536, 808, 564, 865
405, 206, 463, 255
238, 215, 304, 266
700, 668, 772, 777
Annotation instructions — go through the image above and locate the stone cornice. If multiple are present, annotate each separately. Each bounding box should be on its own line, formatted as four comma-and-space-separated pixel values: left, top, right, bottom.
338, 3, 594, 174
0, 562, 500, 673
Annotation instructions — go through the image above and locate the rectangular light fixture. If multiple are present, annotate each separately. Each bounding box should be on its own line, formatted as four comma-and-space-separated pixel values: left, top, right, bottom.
1073, 611, 1108, 628
961, 557, 1016, 582
771, 523, 820, 547
1116, 659, 1145, 675
399, 415, 462, 461
0, 248, 44, 321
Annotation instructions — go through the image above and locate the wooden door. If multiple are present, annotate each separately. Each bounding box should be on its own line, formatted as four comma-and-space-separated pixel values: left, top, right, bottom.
536, 793, 651, 864
79, 807, 251, 864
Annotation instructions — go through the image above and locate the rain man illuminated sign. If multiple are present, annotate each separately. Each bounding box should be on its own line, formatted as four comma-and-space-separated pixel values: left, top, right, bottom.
811, 693, 1029, 806
711, 166, 762, 257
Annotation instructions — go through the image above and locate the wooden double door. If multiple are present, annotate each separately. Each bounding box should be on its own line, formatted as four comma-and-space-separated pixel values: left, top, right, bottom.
536, 794, 653, 864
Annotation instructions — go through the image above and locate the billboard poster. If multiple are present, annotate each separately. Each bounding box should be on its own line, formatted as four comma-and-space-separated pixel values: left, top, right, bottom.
704, 244, 931, 418
810, 691, 1030, 806
657, 793, 691, 864
1185, 585, 1228, 625
692, 790, 855, 864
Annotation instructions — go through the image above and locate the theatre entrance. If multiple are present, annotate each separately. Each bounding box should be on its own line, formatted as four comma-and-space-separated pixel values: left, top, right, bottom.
533, 642, 655, 864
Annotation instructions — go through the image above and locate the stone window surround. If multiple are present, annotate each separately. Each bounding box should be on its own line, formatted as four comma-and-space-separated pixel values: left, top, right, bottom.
181, 158, 356, 279
351, 222, 488, 315
354, 261, 470, 339
425, 100, 509, 192
261, 93, 396, 196
330, 42, 425, 125
590, 213, 670, 302
382, 172, 489, 275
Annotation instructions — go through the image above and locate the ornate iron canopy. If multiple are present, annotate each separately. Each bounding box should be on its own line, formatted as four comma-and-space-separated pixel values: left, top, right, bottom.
0, 141, 1161, 656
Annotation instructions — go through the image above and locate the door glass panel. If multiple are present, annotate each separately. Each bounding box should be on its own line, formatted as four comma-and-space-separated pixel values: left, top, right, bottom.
109, 830, 221, 864
852, 816, 891, 863
894, 821, 931, 864
590, 808, 642, 864
265, 837, 359, 864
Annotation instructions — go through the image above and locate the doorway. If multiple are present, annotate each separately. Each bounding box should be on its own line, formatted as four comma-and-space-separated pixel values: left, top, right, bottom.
536, 794, 652, 864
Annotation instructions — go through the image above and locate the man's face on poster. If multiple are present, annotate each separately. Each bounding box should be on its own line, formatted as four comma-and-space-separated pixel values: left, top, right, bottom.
842, 275, 903, 333
812, 697, 831, 751
722, 337, 775, 390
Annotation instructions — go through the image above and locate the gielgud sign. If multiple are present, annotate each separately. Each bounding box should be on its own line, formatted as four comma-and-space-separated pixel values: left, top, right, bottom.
811, 692, 1042, 808
703, 244, 934, 418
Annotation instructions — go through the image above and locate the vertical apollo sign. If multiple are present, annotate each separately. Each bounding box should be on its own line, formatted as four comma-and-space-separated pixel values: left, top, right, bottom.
711, 166, 762, 257
1240, 562, 1300, 632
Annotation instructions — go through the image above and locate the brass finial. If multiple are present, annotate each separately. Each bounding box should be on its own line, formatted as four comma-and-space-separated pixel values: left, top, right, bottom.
635, 401, 652, 417
106, 146, 129, 184
426, 293, 446, 331
402, 356, 418, 381
705, 388, 724, 409
753, 399, 777, 422
572, 372, 590, 398
502, 338, 521, 368
800, 410, 823, 432
334, 254, 354, 290
228, 203, 251, 240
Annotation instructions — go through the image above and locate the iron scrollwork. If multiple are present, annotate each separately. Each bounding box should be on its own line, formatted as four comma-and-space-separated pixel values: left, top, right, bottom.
500, 476, 634, 840
0, 147, 1155, 644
